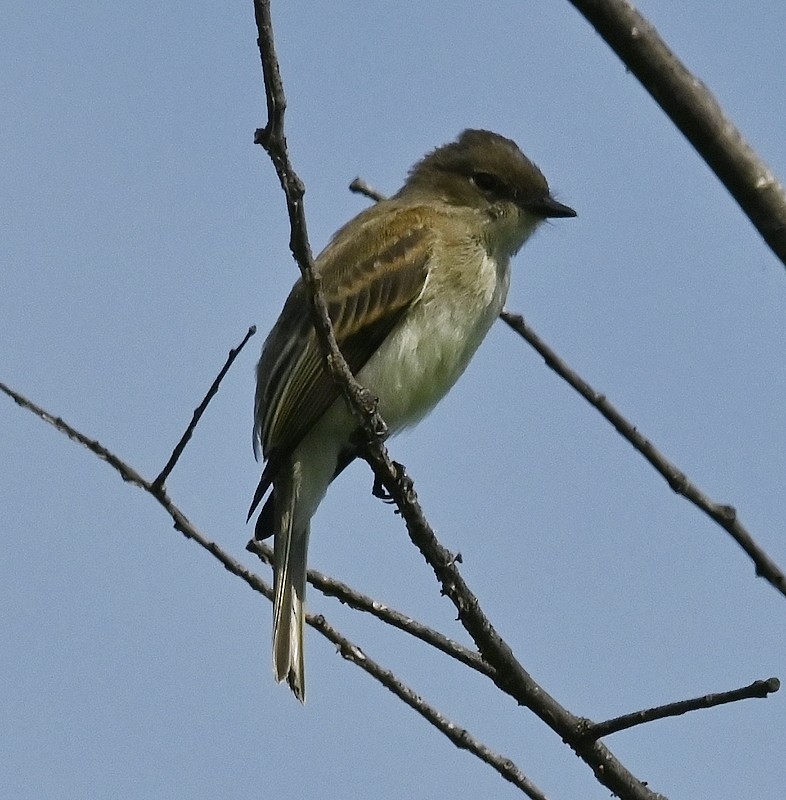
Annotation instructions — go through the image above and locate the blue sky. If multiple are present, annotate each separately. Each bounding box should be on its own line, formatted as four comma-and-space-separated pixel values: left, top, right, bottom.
2, 2, 785, 798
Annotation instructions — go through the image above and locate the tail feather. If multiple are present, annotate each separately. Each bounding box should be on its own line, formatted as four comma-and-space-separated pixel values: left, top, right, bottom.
271, 466, 308, 702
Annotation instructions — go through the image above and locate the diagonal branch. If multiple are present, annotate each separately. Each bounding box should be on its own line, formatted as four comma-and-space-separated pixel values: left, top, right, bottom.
153, 325, 256, 490
251, 3, 665, 798
567, 0, 786, 269
2, 380, 152, 490
500, 310, 786, 599
308, 613, 551, 800
0, 379, 548, 800
252, 1, 387, 441
581, 677, 780, 740
348, 175, 786, 600
0, 381, 255, 579
247, 539, 496, 679
348, 174, 786, 601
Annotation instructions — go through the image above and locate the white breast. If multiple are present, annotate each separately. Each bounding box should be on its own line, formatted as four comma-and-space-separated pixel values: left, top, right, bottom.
359, 250, 511, 432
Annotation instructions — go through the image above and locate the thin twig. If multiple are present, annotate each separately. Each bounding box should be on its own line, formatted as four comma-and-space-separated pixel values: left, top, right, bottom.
348, 180, 784, 599
500, 310, 786, 600
0, 380, 547, 800
252, 1, 387, 441
309, 614, 551, 800
581, 677, 780, 740
350, 181, 784, 599
1, 380, 153, 489
345, 179, 786, 598
247, 539, 496, 679
348, 177, 386, 203
0, 382, 253, 587
153, 325, 256, 489
567, 0, 786, 269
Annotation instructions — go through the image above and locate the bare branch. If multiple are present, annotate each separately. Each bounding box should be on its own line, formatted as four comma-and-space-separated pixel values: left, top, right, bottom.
581, 677, 781, 740
363, 456, 667, 799
348, 176, 386, 203
345, 177, 786, 598
308, 614, 551, 800
153, 325, 256, 489
250, 5, 666, 798
262, 4, 574, 790
1, 380, 151, 490
0, 378, 548, 800
252, 0, 387, 441
567, 0, 786, 269
0, 381, 265, 588
247, 539, 496, 679
500, 310, 786, 599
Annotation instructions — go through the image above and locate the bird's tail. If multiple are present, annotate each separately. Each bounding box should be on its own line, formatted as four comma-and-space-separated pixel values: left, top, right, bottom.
271, 467, 308, 702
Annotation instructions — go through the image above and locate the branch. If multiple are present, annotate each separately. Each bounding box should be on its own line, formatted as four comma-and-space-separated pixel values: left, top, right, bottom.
581, 677, 780, 740
567, 0, 786, 269
0, 381, 259, 584
359, 447, 669, 799
500, 310, 786, 600
348, 176, 386, 203
247, 539, 496, 679
308, 613, 551, 800
251, 5, 665, 798
153, 325, 256, 489
252, 0, 387, 440
0, 379, 548, 800
344, 173, 785, 597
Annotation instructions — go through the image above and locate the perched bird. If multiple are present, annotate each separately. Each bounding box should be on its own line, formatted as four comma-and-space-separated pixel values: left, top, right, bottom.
249, 129, 575, 701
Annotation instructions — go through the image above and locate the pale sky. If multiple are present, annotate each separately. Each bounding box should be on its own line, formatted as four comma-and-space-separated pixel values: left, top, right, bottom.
2, 2, 785, 799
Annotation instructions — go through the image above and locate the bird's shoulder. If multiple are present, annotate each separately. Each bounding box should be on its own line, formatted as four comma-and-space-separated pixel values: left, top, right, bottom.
313, 201, 450, 335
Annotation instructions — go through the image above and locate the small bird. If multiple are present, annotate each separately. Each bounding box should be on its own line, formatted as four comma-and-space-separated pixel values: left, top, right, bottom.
249, 129, 575, 701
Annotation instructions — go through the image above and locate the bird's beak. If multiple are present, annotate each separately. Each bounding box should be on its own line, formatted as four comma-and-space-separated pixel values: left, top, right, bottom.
534, 195, 577, 218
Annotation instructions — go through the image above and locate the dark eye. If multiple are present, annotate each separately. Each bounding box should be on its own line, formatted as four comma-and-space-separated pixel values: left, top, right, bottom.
471, 171, 502, 193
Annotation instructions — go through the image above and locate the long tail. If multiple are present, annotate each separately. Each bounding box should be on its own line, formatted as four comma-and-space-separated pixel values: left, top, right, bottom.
271, 467, 308, 702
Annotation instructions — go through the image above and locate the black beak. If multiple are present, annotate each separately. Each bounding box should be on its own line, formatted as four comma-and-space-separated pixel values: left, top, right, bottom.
535, 194, 577, 218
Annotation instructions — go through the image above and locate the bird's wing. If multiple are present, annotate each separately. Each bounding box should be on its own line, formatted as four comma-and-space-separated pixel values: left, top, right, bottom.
248, 204, 434, 519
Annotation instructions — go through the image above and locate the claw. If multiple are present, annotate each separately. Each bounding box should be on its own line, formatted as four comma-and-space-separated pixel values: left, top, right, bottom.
372, 472, 395, 503
371, 461, 404, 504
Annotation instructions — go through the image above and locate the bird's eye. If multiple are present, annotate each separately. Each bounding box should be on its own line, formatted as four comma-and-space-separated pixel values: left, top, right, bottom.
471, 171, 502, 193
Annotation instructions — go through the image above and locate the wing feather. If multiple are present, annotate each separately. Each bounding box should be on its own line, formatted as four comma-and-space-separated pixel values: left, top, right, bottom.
249, 204, 434, 518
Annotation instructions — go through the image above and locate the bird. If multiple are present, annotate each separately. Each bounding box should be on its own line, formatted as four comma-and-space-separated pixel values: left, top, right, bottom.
249, 129, 575, 701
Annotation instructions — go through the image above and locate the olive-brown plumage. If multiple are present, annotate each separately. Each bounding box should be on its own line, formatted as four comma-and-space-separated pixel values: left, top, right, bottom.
250, 129, 575, 700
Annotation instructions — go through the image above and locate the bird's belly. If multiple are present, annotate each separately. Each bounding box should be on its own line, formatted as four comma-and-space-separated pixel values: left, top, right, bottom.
358, 275, 506, 433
